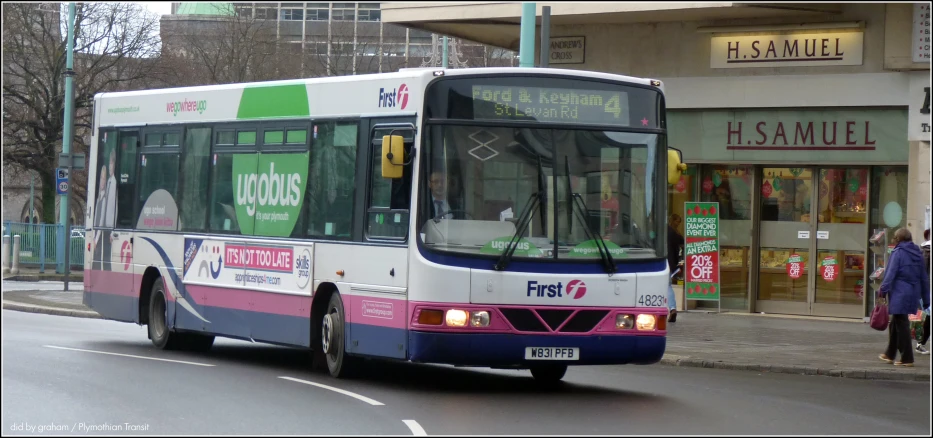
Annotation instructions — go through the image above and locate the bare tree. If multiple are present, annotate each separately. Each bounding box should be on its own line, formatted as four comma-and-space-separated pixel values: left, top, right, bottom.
3, 2, 163, 223
161, 7, 293, 85
304, 21, 383, 77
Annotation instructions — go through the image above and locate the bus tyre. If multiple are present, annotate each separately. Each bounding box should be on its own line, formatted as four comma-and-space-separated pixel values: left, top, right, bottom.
148, 278, 180, 350
322, 293, 356, 378
530, 364, 567, 385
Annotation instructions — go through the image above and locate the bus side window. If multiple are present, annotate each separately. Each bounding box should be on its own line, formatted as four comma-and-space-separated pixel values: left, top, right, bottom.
367, 127, 413, 240
306, 121, 358, 239
179, 127, 212, 232
116, 130, 140, 228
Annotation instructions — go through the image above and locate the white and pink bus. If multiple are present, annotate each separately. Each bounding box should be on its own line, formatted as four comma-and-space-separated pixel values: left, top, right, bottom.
84, 67, 685, 383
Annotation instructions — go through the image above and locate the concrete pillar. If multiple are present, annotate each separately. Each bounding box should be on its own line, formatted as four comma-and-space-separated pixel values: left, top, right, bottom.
11, 235, 21, 275
2, 235, 10, 274
906, 140, 932, 243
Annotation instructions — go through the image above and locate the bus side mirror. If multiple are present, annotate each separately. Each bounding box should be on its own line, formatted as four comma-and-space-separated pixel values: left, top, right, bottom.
382, 135, 404, 179
667, 148, 687, 186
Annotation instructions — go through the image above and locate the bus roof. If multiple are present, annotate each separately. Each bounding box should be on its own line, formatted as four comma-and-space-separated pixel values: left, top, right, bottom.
94, 68, 662, 127
94, 67, 660, 100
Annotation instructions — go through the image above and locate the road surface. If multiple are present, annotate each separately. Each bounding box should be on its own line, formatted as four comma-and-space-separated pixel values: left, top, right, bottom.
2, 310, 929, 435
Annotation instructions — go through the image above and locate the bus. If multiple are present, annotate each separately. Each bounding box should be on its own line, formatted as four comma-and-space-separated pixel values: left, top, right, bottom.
83, 67, 686, 383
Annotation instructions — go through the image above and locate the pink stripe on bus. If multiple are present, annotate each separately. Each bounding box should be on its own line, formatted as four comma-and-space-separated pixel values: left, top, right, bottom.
85, 269, 140, 297
185, 285, 311, 318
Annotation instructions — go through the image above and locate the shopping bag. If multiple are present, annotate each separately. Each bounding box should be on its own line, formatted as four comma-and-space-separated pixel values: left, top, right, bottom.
869, 299, 889, 331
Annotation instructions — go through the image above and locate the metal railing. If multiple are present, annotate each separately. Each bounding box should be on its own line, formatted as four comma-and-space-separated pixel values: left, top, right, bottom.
2, 221, 85, 272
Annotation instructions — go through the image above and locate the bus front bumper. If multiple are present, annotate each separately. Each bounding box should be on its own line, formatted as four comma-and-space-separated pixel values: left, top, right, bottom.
408, 331, 666, 367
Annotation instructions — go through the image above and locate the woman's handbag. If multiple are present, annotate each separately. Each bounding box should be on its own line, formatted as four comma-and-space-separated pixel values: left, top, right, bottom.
870, 298, 889, 331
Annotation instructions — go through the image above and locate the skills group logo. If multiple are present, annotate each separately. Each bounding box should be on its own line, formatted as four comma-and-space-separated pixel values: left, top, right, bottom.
565, 279, 587, 300
295, 248, 311, 289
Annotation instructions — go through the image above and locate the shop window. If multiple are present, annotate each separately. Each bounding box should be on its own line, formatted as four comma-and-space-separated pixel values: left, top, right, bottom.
866, 166, 909, 311
758, 167, 812, 303
814, 168, 868, 306
699, 165, 753, 310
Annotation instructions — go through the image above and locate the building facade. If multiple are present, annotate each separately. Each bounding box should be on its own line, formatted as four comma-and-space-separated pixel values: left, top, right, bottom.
383, 2, 931, 319
163, 2, 517, 78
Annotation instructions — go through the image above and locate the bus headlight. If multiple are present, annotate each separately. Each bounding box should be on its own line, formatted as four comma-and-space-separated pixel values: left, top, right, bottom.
635, 314, 657, 331
445, 309, 468, 327
470, 311, 490, 327
616, 314, 634, 329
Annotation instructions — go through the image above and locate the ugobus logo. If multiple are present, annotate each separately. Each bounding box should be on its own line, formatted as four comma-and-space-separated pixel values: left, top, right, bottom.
527, 279, 587, 299
166, 98, 207, 116
378, 84, 409, 110
489, 240, 531, 251
236, 162, 302, 217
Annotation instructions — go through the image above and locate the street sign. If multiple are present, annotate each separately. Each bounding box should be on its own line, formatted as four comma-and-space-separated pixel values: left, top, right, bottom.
57, 153, 86, 170
56, 168, 69, 195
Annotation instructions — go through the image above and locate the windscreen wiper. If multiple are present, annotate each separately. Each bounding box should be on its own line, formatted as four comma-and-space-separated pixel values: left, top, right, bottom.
569, 192, 617, 274
494, 192, 542, 271
563, 155, 615, 274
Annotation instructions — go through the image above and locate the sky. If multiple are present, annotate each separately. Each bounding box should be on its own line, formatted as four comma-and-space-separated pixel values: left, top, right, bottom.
140, 2, 172, 17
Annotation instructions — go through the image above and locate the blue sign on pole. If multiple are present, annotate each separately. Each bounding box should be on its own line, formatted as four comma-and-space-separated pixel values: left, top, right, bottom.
56, 168, 69, 195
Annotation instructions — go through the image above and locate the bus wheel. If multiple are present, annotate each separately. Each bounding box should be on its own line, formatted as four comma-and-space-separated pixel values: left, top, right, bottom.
148, 278, 179, 350
322, 293, 356, 378
530, 365, 567, 385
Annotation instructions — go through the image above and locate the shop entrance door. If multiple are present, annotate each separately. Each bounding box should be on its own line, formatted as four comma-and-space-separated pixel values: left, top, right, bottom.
756, 167, 868, 317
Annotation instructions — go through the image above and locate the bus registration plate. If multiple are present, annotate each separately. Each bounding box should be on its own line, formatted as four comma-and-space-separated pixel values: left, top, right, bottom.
525, 347, 579, 360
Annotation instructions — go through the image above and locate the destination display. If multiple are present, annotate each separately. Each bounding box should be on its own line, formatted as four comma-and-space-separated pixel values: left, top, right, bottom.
470, 85, 630, 126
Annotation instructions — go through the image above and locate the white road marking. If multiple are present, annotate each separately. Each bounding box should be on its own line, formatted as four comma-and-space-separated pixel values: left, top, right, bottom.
403, 420, 427, 436
44, 345, 215, 367
278, 376, 385, 406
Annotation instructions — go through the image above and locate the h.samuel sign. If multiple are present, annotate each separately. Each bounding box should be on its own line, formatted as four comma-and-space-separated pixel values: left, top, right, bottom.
711, 31, 864, 68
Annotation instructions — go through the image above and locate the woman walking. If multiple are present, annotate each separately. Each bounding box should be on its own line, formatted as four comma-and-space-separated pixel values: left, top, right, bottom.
878, 228, 931, 367
917, 229, 931, 355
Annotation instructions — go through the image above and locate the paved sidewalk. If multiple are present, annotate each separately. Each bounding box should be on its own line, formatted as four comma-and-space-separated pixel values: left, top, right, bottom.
2, 266, 83, 282
2, 287, 929, 382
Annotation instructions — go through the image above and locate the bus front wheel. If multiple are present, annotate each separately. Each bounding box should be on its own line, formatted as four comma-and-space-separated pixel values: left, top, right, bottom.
322, 293, 357, 378
530, 365, 567, 385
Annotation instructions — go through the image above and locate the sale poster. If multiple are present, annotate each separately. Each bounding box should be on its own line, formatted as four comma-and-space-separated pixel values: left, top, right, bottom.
684, 202, 720, 301
819, 256, 838, 282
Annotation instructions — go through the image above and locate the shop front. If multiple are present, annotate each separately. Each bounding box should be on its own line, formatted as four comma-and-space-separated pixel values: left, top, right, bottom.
668, 108, 909, 318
